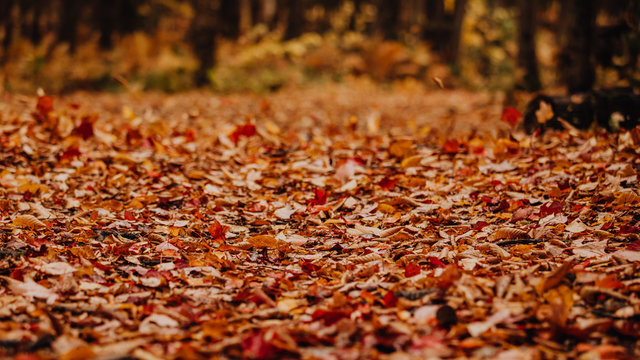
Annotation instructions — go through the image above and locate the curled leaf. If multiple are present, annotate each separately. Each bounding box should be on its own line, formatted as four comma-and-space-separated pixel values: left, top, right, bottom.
489, 228, 528, 242
351, 253, 382, 264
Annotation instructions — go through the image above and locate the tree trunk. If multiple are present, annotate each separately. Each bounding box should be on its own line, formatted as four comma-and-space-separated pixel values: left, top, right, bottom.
349, 0, 362, 31
219, 0, 239, 37
560, 0, 596, 93
377, 0, 401, 39
258, 0, 278, 30
58, 0, 82, 52
1, 0, 15, 63
423, 0, 467, 63
445, 0, 467, 63
188, 0, 220, 86
284, 0, 305, 39
239, 0, 252, 35
516, 0, 541, 90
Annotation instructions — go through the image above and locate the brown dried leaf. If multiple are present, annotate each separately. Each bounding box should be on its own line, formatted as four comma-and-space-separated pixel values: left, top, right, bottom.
614, 190, 640, 206
489, 227, 529, 242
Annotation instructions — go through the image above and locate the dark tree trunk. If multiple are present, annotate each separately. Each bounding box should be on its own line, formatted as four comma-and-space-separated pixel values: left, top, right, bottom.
446, 0, 467, 63
377, 0, 401, 39
1, 0, 15, 63
188, 0, 220, 86
516, 0, 541, 90
423, 0, 467, 63
30, 0, 43, 45
219, 0, 240, 37
284, 0, 305, 39
58, 0, 82, 53
349, 0, 362, 31
560, 0, 597, 93
96, 0, 140, 50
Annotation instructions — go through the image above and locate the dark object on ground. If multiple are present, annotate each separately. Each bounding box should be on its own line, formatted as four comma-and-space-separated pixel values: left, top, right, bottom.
436, 305, 458, 329
523, 88, 640, 133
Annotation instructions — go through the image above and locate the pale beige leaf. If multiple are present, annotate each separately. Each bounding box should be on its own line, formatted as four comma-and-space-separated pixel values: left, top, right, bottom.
1, 276, 58, 302
565, 218, 588, 233
351, 253, 382, 264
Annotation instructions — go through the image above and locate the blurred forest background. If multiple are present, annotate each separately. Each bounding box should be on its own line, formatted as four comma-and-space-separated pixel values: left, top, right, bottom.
0, 0, 639, 94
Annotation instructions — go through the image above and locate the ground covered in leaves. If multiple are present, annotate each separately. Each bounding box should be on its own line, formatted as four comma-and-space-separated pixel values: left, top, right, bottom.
1, 84, 639, 359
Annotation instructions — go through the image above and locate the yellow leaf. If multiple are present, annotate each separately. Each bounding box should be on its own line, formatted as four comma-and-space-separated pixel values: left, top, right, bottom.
61, 345, 95, 360
378, 203, 396, 214
401, 155, 422, 168
12, 215, 46, 229
17, 182, 46, 194
101, 199, 123, 212
535, 101, 554, 124
265, 120, 281, 134
389, 139, 414, 158
187, 170, 206, 180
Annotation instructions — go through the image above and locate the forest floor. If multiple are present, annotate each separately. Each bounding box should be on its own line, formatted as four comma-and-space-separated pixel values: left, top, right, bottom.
1, 83, 639, 359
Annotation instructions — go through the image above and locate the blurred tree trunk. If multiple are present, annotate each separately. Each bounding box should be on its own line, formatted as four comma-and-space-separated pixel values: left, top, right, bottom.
1, 0, 15, 63
239, 0, 252, 35
31, 0, 43, 45
348, 0, 362, 31
188, 0, 221, 86
257, 0, 278, 29
377, 0, 401, 39
516, 0, 541, 90
423, 0, 467, 63
18, 0, 44, 45
284, 0, 305, 39
97, 0, 141, 50
59, 0, 82, 52
219, 0, 239, 37
560, 0, 596, 92
446, 0, 467, 62
97, 0, 117, 49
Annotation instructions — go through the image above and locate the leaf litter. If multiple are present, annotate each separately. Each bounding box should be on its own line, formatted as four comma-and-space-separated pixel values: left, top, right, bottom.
0, 85, 639, 359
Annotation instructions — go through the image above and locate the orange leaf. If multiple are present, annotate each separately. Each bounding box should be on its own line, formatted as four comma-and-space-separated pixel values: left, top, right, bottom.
247, 235, 278, 249
208, 219, 229, 241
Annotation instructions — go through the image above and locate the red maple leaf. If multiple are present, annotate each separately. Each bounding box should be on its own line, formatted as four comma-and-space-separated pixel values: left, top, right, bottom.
229, 123, 256, 145
404, 263, 421, 277
311, 310, 350, 326
36, 95, 54, 118
501, 107, 522, 128
242, 331, 277, 359
378, 177, 398, 190
59, 146, 81, 161
307, 188, 327, 206
540, 201, 563, 216
382, 291, 398, 307
426, 256, 446, 268
627, 240, 640, 251
442, 139, 460, 154
207, 219, 229, 241
76, 118, 94, 140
